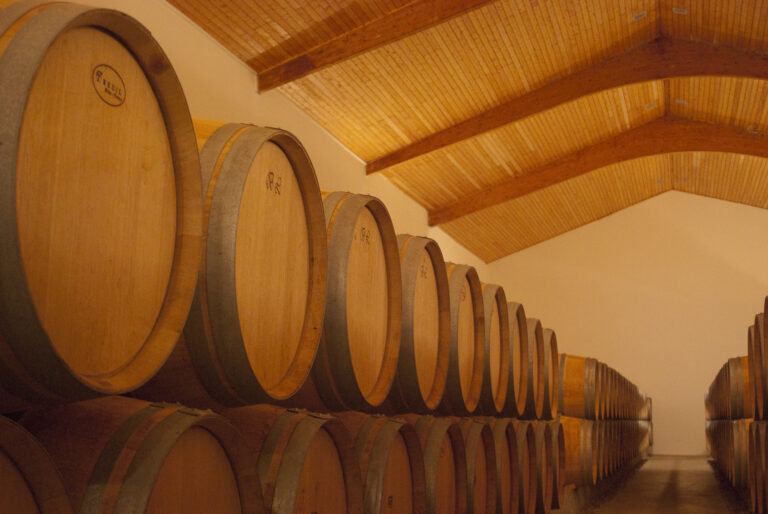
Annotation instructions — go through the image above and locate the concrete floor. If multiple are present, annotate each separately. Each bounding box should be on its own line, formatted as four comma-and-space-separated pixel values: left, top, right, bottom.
588, 455, 748, 514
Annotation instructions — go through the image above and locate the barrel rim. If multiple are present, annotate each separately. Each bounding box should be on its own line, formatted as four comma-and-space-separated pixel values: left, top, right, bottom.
440, 262, 485, 416
0, 415, 73, 513
480, 283, 510, 416
0, 3, 202, 399
542, 327, 559, 420
188, 123, 327, 404
507, 302, 529, 418
390, 234, 450, 413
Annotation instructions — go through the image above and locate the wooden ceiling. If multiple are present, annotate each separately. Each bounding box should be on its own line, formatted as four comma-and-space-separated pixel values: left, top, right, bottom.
173, 0, 768, 262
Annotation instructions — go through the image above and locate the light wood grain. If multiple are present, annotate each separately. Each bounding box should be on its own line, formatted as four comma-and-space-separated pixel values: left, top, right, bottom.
16, 27, 175, 378
488, 296, 501, 405
457, 277, 476, 405
413, 247, 441, 401
347, 206, 390, 398
296, 428, 348, 513
146, 428, 242, 513
237, 141, 310, 391
435, 433, 458, 514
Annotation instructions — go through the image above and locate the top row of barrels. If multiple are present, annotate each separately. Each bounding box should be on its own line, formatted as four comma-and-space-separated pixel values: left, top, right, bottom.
0, 3, 565, 419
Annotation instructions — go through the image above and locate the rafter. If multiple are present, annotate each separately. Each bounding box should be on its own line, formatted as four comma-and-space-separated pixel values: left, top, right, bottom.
428, 116, 768, 226
368, 37, 768, 174
256, 0, 495, 92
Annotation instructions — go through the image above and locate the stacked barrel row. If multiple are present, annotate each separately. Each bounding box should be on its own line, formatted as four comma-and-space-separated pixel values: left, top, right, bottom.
705, 299, 768, 513
1, 395, 574, 514
558, 355, 653, 490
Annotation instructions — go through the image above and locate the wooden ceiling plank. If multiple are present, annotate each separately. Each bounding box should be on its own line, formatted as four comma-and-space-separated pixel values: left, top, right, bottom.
428, 115, 768, 225
256, 0, 495, 91
367, 36, 768, 173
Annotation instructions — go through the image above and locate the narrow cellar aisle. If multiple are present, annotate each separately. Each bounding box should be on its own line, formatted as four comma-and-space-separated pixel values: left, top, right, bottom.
591, 456, 748, 514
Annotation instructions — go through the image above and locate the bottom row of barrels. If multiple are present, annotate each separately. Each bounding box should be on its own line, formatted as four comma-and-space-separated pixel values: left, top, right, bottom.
707, 419, 768, 514
1, 397, 653, 514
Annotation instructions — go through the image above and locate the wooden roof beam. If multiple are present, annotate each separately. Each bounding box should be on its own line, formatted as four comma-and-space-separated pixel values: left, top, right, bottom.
368, 37, 768, 173
257, 0, 495, 92
428, 116, 768, 225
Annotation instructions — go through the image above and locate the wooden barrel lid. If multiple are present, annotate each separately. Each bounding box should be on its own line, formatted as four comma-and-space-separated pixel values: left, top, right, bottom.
317, 192, 402, 411
479, 284, 509, 416
0, 2, 201, 406
406, 415, 468, 514
542, 328, 559, 420
20, 396, 262, 513
387, 235, 450, 413
170, 122, 327, 406
336, 412, 426, 514
224, 404, 363, 514
456, 419, 496, 514
440, 263, 484, 416
522, 319, 544, 419
506, 303, 529, 418
0, 415, 72, 513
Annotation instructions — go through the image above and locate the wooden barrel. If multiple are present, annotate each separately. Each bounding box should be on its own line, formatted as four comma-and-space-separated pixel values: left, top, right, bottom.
454, 419, 497, 514
531, 422, 553, 514
20, 396, 263, 513
511, 420, 537, 514
310, 192, 402, 411
750, 421, 764, 514
507, 303, 530, 418
335, 412, 426, 514
606, 367, 617, 419
754, 313, 767, 420
224, 404, 363, 514
483, 418, 518, 514
541, 328, 559, 420
405, 415, 468, 514
595, 362, 607, 421
728, 357, 748, 419
750, 323, 764, 421
559, 416, 597, 488
137, 121, 326, 408
439, 264, 485, 416
559, 354, 597, 419
0, 1, 201, 413
479, 284, 510, 416
385, 235, 450, 413
0, 416, 72, 513
549, 421, 566, 509
521, 319, 545, 419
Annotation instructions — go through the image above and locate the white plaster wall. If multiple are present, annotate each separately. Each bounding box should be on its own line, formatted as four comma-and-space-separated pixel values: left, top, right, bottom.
486, 191, 768, 455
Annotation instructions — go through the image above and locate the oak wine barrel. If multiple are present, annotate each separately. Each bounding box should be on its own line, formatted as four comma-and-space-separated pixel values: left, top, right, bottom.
521, 319, 545, 419
439, 264, 485, 416
507, 302, 529, 418
541, 328, 559, 420
405, 415, 468, 514
224, 404, 363, 514
549, 420, 566, 509
335, 412, 426, 514
531, 422, 553, 514
483, 418, 518, 514
0, 415, 72, 513
309, 192, 402, 411
0, 1, 201, 412
755, 312, 767, 420
20, 396, 263, 513
559, 354, 597, 419
560, 416, 596, 488
138, 121, 326, 409
511, 420, 537, 514
454, 418, 497, 514
385, 235, 450, 413
479, 284, 510, 416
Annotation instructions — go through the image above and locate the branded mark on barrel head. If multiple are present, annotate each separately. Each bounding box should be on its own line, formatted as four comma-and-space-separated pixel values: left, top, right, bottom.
91, 64, 125, 106
265, 171, 282, 195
